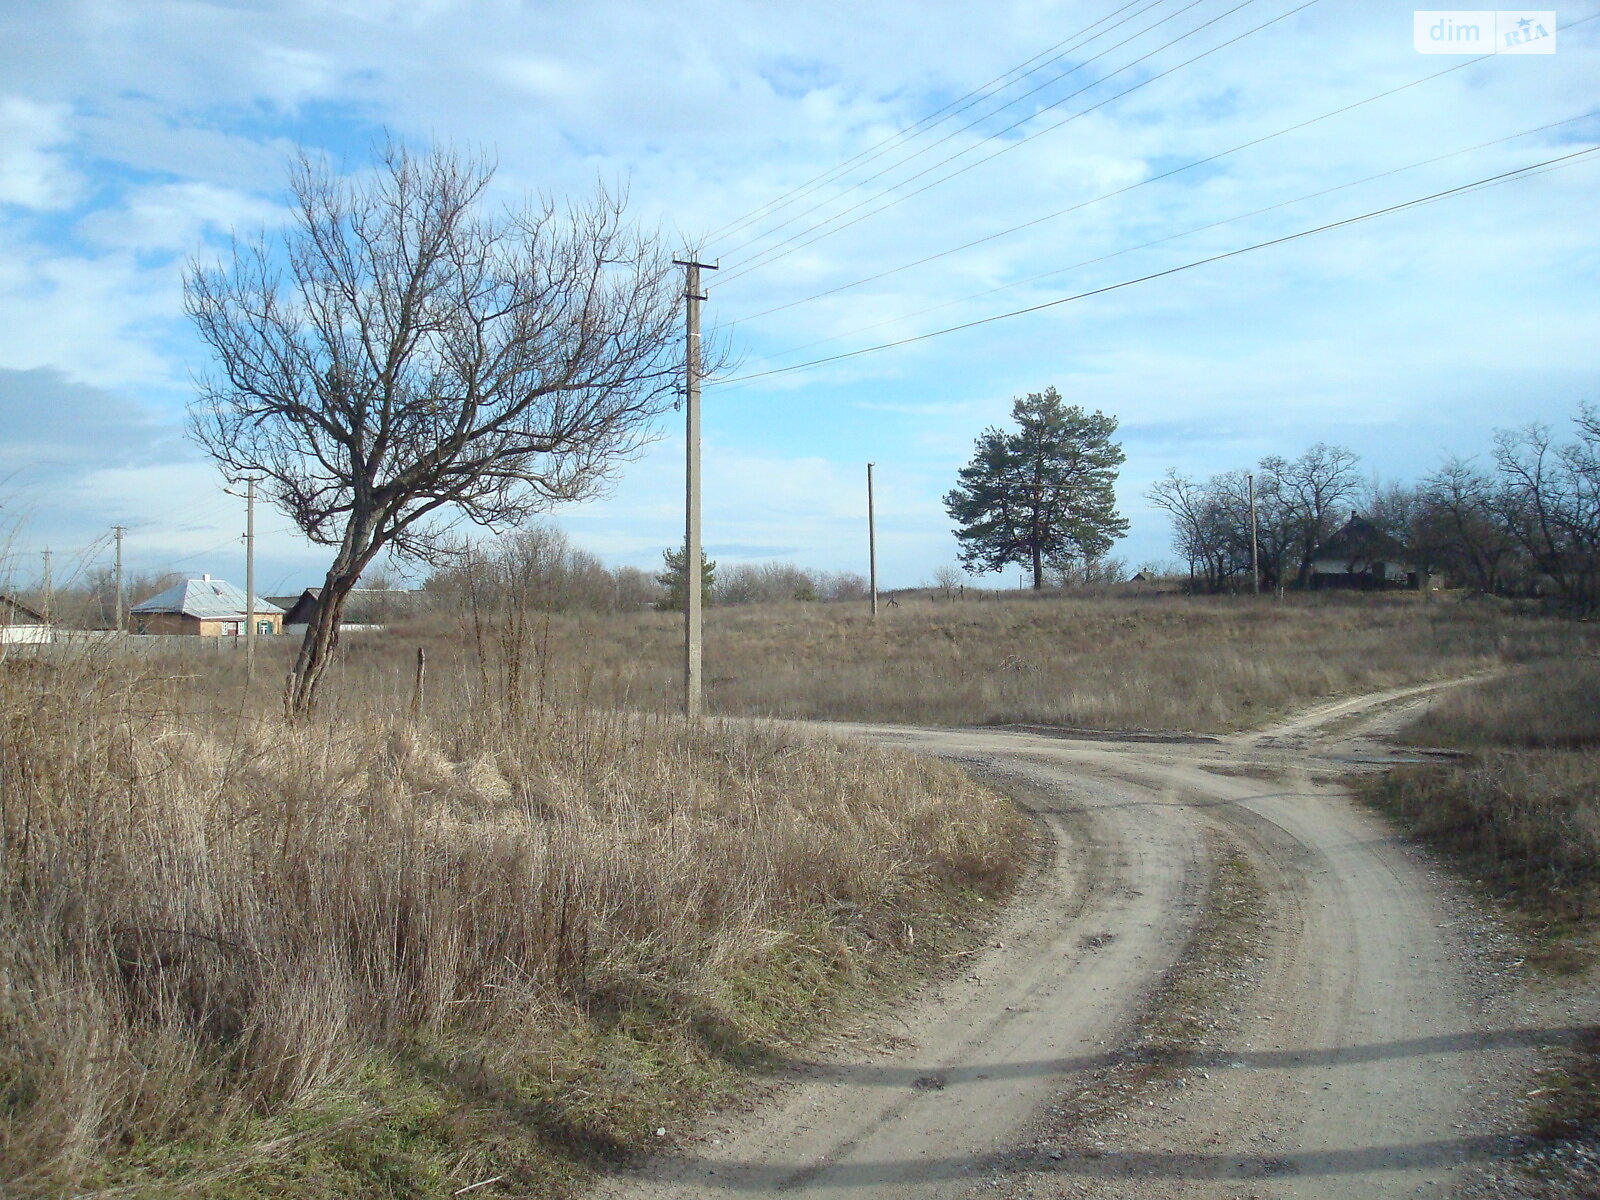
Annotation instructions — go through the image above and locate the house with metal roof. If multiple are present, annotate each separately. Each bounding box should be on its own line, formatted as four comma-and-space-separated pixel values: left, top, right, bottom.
128, 575, 284, 636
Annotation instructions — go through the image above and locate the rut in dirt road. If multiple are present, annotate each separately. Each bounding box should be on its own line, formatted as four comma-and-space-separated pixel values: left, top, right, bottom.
591, 683, 1557, 1200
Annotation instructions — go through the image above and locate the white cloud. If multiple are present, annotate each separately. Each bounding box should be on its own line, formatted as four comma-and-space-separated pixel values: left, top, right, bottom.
78, 180, 283, 253
0, 0, 1593, 585
0, 234, 183, 388
0, 97, 80, 210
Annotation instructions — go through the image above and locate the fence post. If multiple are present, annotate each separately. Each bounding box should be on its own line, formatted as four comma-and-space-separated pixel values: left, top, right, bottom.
411, 647, 427, 721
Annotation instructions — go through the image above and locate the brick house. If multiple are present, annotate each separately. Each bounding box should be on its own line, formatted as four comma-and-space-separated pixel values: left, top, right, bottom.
128, 575, 284, 636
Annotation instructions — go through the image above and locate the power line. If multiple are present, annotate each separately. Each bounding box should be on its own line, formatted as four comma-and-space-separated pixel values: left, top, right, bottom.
743, 108, 1600, 364
717, 0, 1207, 262
704, 0, 1163, 245
729, 46, 1520, 327
724, 7, 1600, 355
709, 146, 1599, 389
719, 0, 1271, 278
717, 0, 1319, 286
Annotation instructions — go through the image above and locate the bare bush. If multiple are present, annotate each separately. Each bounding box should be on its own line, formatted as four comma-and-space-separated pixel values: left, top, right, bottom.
714, 562, 867, 606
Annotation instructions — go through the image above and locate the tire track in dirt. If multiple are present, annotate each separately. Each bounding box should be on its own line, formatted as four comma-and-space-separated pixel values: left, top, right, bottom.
593, 680, 1562, 1199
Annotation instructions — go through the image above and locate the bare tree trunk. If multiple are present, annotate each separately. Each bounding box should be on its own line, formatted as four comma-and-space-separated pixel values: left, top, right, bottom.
287, 529, 383, 717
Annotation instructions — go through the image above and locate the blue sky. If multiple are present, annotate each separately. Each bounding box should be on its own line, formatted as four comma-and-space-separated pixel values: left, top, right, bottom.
0, 0, 1596, 596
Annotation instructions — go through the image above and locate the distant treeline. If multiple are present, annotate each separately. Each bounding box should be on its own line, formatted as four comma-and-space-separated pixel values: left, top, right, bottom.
422, 525, 868, 615
1151, 405, 1600, 612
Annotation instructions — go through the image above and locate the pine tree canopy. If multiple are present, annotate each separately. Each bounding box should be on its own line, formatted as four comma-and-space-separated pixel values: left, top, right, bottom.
944, 388, 1129, 588
655, 544, 715, 612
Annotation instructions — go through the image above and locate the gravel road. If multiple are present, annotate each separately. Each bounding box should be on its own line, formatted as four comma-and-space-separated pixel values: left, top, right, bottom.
591, 682, 1590, 1200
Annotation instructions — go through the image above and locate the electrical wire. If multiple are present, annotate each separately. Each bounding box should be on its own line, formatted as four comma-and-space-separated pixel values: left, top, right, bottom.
740, 107, 1600, 364
717, 0, 1206, 261
708, 146, 1599, 389
730, 52, 1510, 327
719, 0, 1271, 277
721, 8, 1600, 350
716, 0, 1318, 286
704, 0, 1163, 245
737, 9, 1600, 324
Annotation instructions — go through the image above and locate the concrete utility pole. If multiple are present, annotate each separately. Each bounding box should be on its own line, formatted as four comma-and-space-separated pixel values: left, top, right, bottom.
113, 525, 126, 632
673, 256, 717, 719
867, 462, 878, 618
40, 548, 52, 625
1248, 473, 1260, 594
244, 478, 257, 677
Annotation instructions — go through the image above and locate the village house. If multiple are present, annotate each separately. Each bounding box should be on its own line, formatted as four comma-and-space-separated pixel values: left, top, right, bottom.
267, 587, 421, 635
128, 575, 284, 636
1309, 514, 1422, 590
0, 593, 52, 644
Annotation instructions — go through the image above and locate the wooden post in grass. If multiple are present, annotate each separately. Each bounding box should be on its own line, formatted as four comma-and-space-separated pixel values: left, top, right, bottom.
1248, 472, 1259, 595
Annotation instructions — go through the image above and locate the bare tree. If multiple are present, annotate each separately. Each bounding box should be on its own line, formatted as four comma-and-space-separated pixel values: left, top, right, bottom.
1271, 443, 1361, 587
186, 143, 688, 714
1491, 408, 1600, 612
1147, 469, 1254, 592
1414, 460, 1514, 593
1147, 469, 1217, 589
1150, 448, 1359, 594
930, 564, 964, 598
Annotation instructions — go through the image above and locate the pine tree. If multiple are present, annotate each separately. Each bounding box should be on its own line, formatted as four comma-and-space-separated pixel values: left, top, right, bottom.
944, 388, 1129, 589
654, 544, 716, 612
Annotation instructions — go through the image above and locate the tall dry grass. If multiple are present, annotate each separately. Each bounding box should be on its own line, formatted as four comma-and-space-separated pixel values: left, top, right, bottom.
0, 643, 1027, 1197
1362, 657, 1600, 926
8, 590, 1589, 1194
381, 590, 1600, 734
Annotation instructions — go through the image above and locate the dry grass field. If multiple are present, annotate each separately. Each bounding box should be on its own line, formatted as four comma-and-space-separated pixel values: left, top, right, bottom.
0, 643, 1028, 1198
3, 588, 1596, 1197
364, 588, 1598, 733
1363, 655, 1600, 932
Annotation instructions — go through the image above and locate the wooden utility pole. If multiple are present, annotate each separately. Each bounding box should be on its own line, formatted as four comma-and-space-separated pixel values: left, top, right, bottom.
113, 525, 126, 632
867, 462, 878, 617
40, 548, 51, 625
244, 478, 257, 677
673, 256, 717, 719
1248, 472, 1259, 594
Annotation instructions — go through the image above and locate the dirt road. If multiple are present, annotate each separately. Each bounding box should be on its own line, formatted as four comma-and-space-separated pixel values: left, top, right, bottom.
593, 682, 1569, 1199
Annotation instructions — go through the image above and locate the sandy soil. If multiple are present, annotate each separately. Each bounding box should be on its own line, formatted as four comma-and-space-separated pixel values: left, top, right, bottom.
590, 681, 1589, 1200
